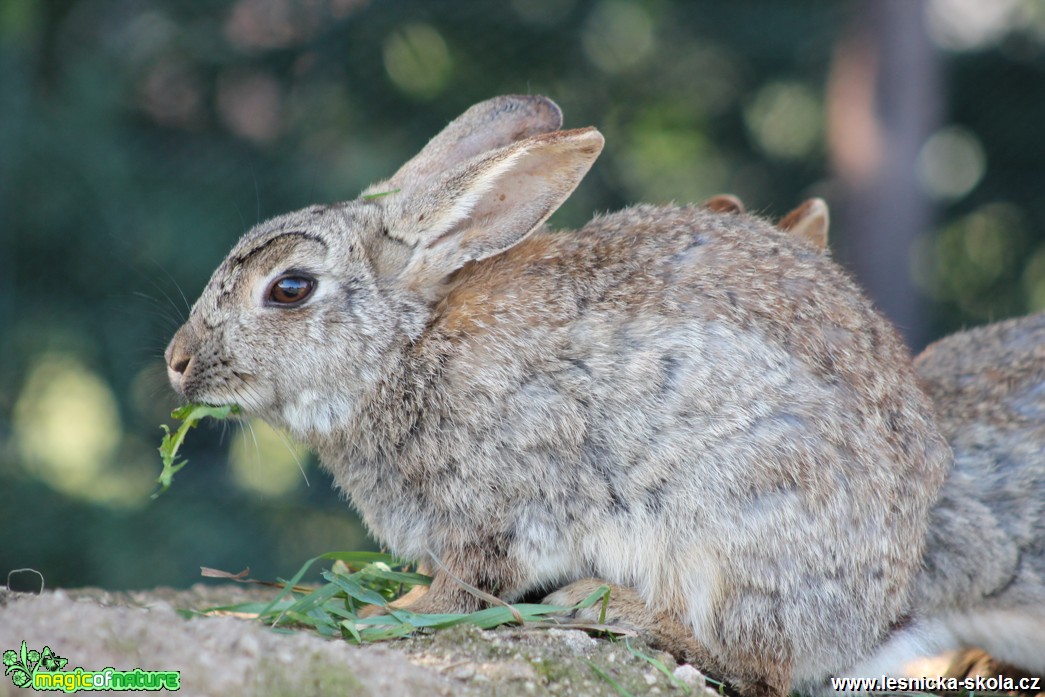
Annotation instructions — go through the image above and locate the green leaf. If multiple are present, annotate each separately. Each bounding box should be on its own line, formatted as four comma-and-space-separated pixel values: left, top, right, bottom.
154, 403, 240, 498
358, 566, 432, 587
323, 570, 390, 607
361, 188, 400, 201
39, 646, 66, 672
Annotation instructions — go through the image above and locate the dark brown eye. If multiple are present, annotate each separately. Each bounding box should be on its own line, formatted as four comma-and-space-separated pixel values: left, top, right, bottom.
267, 275, 315, 305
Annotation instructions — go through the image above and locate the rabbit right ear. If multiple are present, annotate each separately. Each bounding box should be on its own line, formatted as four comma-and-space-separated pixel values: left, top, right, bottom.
364, 95, 564, 199
382, 127, 604, 297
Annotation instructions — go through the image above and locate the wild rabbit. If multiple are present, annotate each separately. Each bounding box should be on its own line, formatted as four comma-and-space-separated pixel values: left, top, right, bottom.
555, 196, 1045, 684
763, 194, 1044, 676
743, 195, 1044, 676
912, 311, 1045, 676
166, 95, 951, 697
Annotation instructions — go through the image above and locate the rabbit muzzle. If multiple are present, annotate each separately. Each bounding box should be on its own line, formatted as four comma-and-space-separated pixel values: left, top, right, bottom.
165, 325, 195, 398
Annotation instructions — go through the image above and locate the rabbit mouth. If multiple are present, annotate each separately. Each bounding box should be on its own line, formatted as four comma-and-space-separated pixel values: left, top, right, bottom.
180, 372, 271, 418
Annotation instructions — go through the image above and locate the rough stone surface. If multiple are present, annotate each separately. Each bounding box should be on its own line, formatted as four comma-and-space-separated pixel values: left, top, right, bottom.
0, 586, 715, 697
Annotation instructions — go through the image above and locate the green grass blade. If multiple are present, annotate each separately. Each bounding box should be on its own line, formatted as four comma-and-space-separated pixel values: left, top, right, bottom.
322, 570, 390, 607
587, 660, 636, 697
625, 638, 690, 693
258, 555, 323, 619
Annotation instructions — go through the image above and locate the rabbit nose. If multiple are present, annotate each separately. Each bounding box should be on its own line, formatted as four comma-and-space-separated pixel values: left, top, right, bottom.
165, 329, 194, 381
170, 353, 190, 375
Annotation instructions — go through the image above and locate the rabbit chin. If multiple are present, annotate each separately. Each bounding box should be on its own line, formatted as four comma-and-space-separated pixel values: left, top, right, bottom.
277, 387, 357, 440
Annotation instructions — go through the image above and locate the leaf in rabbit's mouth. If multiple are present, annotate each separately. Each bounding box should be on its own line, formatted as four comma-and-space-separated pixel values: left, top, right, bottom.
361, 188, 400, 200
154, 403, 241, 499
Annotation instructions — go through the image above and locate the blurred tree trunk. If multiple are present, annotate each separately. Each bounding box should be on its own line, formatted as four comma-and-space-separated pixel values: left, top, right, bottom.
828, 0, 941, 351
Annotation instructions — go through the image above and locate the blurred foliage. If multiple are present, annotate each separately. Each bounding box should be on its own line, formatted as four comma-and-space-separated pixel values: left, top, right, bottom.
2, 0, 1045, 589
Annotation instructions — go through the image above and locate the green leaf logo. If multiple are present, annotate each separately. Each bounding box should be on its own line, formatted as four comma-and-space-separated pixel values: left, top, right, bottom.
4, 641, 35, 688
9, 668, 29, 687
3, 641, 67, 688
39, 646, 67, 672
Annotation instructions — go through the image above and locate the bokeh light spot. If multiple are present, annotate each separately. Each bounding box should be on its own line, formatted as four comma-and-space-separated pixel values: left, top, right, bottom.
744, 82, 822, 160
229, 418, 309, 496
1022, 246, 1045, 312
383, 23, 452, 100
916, 126, 986, 201
926, 0, 1027, 51
923, 204, 1028, 318
582, 0, 654, 73
13, 354, 150, 506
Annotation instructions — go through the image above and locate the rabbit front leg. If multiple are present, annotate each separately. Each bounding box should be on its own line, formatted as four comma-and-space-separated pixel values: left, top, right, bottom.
396, 543, 524, 616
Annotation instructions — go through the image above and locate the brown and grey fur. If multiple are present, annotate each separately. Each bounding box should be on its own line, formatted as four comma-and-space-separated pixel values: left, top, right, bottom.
166, 96, 952, 697
555, 199, 1044, 686
910, 313, 1045, 675
768, 196, 1045, 675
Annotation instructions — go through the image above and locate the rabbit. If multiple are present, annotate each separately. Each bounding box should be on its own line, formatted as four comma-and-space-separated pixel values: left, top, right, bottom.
726, 194, 1044, 676
909, 311, 1045, 676
165, 95, 953, 697
554, 197, 1045, 685
754, 193, 1044, 675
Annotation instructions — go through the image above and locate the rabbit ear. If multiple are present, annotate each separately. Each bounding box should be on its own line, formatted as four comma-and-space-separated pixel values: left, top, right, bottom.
702, 194, 746, 214
384, 127, 604, 292
778, 198, 830, 251
365, 95, 564, 198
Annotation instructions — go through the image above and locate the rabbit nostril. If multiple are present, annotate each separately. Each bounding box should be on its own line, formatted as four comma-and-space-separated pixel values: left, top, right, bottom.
171, 355, 191, 375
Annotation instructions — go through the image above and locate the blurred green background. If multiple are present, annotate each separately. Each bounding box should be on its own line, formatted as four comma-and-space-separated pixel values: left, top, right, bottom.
3, 0, 1045, 590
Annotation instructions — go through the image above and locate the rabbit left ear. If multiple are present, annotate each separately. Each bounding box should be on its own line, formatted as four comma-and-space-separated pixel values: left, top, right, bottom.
382, 127, 604, 294
365, 95, 564, 200
702, 194, 745, 214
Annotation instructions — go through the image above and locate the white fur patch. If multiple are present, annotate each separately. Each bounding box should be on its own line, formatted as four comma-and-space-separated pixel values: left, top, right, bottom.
583, 518, 720, 639
842, 620, 949, 681
282, 389, 352, 438
944, 609, 1045, 673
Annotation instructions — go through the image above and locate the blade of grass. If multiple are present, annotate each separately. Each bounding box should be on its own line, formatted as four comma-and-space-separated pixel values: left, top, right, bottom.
322, 570, 389, 607
625, 637, 691, 693
587, 660, 636, 697
258, 555, 323, 621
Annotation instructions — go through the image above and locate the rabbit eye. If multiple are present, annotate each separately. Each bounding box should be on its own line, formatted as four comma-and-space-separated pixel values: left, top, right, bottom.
267, 275, 316, 306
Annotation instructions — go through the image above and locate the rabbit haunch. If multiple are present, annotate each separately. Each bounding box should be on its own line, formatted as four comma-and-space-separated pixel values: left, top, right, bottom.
167, 95, 951, 697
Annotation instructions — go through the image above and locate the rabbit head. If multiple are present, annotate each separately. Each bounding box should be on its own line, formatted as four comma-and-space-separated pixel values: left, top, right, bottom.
166, 95, 603, 439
